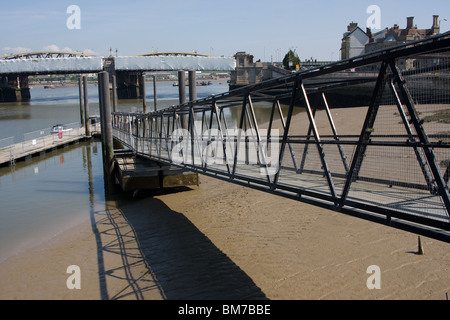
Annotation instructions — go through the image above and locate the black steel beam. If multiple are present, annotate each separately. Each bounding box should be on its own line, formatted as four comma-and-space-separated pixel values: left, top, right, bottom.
339, 60, 390, 206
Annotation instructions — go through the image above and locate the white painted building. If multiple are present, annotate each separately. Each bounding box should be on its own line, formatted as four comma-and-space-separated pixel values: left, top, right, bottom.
340, 23, 370, 60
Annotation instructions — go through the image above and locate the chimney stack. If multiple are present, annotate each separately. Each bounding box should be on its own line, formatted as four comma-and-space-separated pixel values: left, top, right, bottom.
347, 22, 358, 32
407, 17, 415, 29
432, 15, 440, 34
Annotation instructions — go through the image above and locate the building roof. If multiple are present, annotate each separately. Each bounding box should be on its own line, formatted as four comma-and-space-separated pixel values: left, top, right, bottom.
342, 26, 370, 40
384, 34, 397, 42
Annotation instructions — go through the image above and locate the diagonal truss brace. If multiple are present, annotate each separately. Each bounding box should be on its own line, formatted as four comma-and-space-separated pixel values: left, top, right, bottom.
340, 60, 390, 206
388, 60, 450, 217
339, 58, 450, 220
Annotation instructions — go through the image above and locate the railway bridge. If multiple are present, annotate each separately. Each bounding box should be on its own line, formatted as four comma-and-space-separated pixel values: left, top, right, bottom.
0, 51, 235, 102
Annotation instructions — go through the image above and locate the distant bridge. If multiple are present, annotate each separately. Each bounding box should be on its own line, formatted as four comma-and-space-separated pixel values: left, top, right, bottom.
0, 51, 235, 74
133, 52, 215, 57
0, 51, 236, 102
0, 51, 96, 60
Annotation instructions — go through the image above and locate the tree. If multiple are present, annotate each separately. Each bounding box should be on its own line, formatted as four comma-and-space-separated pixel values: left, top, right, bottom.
283, 50, 300, 71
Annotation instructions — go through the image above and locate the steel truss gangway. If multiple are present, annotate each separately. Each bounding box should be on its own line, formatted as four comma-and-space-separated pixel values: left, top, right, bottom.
113, 32, 450, 242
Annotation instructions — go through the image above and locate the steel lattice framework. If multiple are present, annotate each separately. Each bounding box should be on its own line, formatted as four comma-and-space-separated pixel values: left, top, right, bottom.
133, 52, 215, 57
0, 52, 96, 60
113, 32, 450, 242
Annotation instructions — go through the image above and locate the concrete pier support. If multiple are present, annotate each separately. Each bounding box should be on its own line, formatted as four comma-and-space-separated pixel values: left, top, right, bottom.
19, 75, 30, 101
114, 69, 148, 101
0, 74, 30, 102
115, 71, 140, 99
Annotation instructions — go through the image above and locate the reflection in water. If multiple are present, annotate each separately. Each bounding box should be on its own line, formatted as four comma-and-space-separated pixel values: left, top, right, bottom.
84, 141, 108, 300
0, 140, 106, 262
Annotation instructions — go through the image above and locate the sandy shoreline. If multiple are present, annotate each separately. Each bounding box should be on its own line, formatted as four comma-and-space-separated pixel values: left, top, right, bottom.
1, 105, 450, 300
0, 173, 449, 300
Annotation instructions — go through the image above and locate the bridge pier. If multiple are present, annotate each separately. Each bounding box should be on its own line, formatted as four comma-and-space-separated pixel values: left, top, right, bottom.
115, 70, 145, 100
0, 74, 30, 102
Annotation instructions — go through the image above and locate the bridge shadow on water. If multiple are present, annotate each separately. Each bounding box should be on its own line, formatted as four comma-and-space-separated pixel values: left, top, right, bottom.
91, 188, 268, 300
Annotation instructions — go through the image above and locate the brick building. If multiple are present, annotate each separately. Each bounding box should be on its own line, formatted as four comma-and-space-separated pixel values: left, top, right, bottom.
365, 15, 441, 53
341, 15, 441, 60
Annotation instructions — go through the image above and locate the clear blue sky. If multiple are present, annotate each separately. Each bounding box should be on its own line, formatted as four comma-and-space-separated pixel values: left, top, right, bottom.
1, 0, 449, 61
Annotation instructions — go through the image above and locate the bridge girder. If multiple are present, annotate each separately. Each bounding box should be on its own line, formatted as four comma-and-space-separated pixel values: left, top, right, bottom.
0, 52, 96, 60
133, 52, 215, 58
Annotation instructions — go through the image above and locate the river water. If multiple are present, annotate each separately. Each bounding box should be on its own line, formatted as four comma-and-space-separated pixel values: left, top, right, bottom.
0, 81, 230, 263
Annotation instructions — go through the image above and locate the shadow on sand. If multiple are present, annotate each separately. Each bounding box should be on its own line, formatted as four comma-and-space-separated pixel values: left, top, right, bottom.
92, 188, 268, 300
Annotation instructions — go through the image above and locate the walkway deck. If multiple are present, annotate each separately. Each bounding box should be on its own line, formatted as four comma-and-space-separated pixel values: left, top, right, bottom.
0, 124, 100, 167
114, 150, 199, 192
